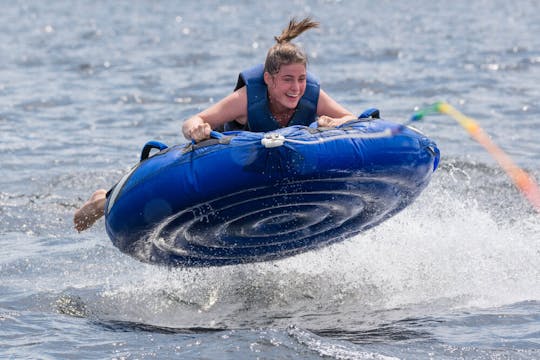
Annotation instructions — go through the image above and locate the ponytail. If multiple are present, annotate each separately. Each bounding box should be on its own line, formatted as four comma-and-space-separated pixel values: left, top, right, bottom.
265, 17, 319, 75
274, 17, 319, 44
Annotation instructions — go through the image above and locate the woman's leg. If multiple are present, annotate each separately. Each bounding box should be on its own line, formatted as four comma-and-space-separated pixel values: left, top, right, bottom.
74, 189, 107, 232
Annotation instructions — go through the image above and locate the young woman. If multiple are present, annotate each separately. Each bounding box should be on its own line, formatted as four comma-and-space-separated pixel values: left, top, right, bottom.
182, 17, 355, 141
74, 17, 355, 232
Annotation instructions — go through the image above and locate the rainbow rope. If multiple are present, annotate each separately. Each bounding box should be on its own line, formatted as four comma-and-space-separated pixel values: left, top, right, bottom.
411, 102, 540, 212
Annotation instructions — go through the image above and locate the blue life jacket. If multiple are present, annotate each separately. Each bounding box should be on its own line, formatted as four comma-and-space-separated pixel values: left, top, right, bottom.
224, 64, 320, 132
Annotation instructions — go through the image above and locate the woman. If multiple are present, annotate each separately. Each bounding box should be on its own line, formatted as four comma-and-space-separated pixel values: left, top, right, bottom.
74, 17, 355, 232
183, 17, 355, 141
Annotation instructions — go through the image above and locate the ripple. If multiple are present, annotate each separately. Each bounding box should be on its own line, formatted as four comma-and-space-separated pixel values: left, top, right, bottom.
144, 177, 409, 266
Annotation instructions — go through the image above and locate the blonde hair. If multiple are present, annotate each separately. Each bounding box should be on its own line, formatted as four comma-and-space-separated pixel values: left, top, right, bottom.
264, 17, 319, 75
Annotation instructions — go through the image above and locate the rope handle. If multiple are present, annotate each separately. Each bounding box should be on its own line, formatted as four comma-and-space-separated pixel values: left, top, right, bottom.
191, 130, 224, 145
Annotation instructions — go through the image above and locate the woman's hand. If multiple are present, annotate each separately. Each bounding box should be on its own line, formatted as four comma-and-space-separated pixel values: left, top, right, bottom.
182, 116, 212, 142
317, 114, 356, 128
187, 122, 211, 142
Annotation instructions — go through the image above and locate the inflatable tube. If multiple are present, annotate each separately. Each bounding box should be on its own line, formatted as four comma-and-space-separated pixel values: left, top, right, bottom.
105, 117, 440, 267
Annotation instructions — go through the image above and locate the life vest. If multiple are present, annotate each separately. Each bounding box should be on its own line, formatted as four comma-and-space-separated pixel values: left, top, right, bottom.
224, 64, 320, 132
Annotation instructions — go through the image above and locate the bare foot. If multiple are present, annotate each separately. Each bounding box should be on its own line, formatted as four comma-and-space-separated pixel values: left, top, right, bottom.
74, 189, 107, 232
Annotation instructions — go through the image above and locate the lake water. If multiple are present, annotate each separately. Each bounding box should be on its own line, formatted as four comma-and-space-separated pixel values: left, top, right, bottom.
1, 1, 539, 359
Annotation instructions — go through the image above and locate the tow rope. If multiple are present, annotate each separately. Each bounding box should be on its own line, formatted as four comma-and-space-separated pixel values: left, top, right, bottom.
411, 101, 540, 212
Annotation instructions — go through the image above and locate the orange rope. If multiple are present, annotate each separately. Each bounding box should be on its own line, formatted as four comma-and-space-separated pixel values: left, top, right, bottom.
435, 102, 540, 212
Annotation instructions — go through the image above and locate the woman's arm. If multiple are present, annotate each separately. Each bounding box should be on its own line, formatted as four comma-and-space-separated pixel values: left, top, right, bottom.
182, 87, 248, 141
316, 89, 356, 127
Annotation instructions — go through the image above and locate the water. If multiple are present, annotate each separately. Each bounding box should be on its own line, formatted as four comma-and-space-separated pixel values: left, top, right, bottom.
1, 0, 539, 358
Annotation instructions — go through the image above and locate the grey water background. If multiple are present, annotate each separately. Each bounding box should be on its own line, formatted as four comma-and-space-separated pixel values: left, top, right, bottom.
1, 0, 539, 358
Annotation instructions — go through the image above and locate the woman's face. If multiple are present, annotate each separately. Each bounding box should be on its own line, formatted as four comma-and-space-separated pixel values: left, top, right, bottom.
264, 63, 307, 111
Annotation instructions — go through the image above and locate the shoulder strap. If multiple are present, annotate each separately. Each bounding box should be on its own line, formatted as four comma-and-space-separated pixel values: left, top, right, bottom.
288, 72, 319, 126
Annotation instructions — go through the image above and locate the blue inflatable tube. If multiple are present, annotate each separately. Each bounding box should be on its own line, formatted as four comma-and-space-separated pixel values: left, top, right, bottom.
105, 116, 440, 267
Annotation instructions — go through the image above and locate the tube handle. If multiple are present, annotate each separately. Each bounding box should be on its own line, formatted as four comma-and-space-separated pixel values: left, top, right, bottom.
140, 140, 168, 161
